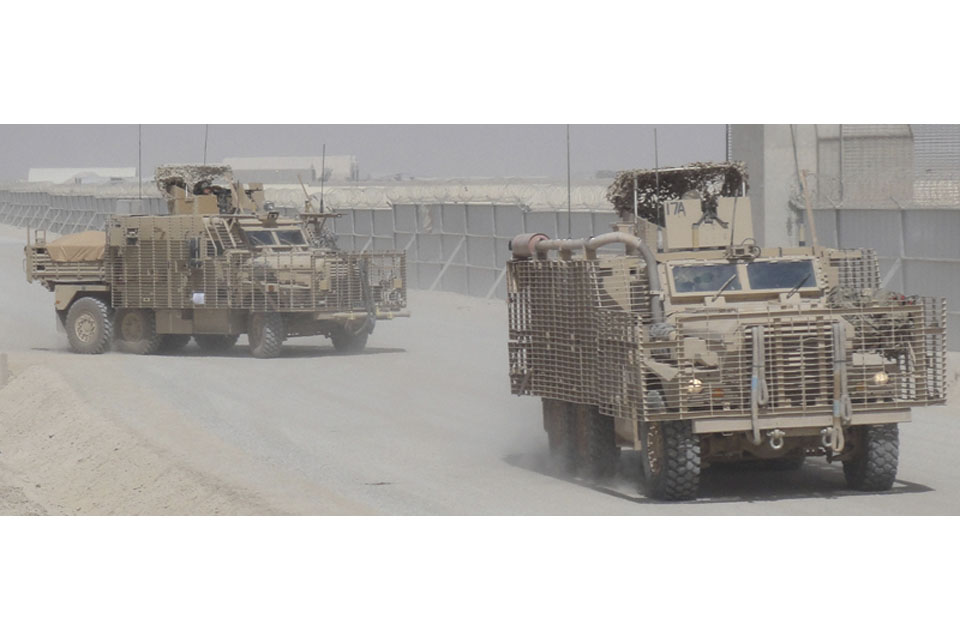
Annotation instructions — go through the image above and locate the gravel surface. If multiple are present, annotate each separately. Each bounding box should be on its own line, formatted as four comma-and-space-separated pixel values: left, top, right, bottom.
1, 223, 957, 515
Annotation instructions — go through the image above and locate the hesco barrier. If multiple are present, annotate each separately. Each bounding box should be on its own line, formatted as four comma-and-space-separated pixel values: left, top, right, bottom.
1, 184, 956, 349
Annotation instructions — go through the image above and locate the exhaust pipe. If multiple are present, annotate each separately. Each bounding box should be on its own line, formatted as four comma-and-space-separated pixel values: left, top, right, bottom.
511, 231, 664, 323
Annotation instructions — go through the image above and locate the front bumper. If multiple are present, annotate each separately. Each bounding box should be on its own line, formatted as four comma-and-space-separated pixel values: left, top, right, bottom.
691, 408, 911, 435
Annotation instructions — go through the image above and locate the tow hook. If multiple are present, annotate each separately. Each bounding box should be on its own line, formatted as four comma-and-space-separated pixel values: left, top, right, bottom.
768, 429, 785, 450
820, 426, 845, 453
821, 427, 834, 448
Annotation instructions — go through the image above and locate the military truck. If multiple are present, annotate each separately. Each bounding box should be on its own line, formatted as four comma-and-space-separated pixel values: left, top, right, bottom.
25, 165, 407, 358
507, 163, 946, 500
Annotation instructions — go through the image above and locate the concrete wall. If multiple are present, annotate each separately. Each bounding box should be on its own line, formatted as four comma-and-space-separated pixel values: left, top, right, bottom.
730, 124, 819, 247
732, 124, 959, 349
813, 206, 960, 349
0, 185, 619, 302
6, 160, 956, 349
330, 204, 619, 299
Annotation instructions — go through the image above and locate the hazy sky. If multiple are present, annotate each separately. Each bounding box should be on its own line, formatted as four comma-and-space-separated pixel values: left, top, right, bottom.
0, 124, 725, 182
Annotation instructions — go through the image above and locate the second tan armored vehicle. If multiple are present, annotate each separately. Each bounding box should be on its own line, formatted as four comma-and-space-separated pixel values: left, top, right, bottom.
507, 163, 946, 500
25, 165, 407, 358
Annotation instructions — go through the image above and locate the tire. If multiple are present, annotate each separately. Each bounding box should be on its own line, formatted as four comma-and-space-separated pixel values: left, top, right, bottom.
843, 424, 899, 491
641, 420, 701, 501
331, 325, 369, 354
64, 297, 113, 355
194, 334, 239, 353
157, 334, 191, 353
574, 404, 619, 479
114, 309, 162, 355
248, 313, 284, 359
543, 399, 577, 475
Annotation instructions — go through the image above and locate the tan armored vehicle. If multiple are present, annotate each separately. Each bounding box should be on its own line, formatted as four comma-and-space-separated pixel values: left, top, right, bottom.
507, 163, 946, 500
25, 165, 407, 358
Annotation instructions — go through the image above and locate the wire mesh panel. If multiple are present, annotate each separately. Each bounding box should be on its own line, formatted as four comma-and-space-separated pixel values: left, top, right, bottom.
508, 259, 599, 403
508, 255, 651, 415
104, 216, 406, 315
828, 248, 881, 290
638, 302, 946, 421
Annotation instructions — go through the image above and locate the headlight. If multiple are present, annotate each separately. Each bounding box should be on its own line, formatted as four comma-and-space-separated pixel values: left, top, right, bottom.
686, 378, 704, 394
872, 371, 890, 386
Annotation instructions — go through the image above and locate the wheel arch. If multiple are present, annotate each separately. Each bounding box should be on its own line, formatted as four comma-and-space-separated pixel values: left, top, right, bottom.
56, 284, 111, 312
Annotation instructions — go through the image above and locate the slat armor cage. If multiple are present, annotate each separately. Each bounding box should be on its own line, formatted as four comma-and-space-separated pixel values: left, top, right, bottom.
103, 216, 406, 314
507, 253, 946, 422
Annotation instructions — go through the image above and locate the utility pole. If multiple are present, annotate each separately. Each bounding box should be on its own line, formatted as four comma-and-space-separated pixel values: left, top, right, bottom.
203, 124, 209, 165
566, 124, 572, 237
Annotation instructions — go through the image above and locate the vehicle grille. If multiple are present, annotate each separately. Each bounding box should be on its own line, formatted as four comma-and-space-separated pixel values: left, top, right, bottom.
641, 302, 947, 420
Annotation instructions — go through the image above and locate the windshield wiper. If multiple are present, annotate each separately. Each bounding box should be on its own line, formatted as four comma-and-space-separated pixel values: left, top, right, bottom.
786, 273, 811, 298
710, 273, 739, 301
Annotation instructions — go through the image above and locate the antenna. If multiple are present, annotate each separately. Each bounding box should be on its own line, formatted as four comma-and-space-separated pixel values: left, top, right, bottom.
202, 124, 209, 164
566, 124, 572, 238
727, 195, 739, 250
138, 124, 142, 202
319, 143, 326, 214
800, 169, 820, 248
298, 174, 313, 213
654, 128, 661, 225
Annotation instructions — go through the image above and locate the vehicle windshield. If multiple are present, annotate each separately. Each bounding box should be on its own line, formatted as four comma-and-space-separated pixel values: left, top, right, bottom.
746, 260, 816, 290
672, 264, 741, 293
275, 229, 306, 246
245, 230, 276, 247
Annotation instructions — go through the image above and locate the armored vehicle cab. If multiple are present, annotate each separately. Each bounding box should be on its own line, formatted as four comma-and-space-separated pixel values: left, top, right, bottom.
25, 164, 407, 358
507, 163, 946, 500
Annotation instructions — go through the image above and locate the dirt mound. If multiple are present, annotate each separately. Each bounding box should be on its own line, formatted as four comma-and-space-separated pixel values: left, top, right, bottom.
0, 364, 277, 515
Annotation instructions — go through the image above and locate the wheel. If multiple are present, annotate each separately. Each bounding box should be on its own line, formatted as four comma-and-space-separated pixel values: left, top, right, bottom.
114, 309, 162, 355
64, 297, 113, 354
843, 424, 899, 491
330, 324, 369, 354
194, 334, 239, 353
641, 420, 701, 501
542, 399, 576, 475
157, 334, 191, 353
248, 313, 284, 359
574, 404, 619, 479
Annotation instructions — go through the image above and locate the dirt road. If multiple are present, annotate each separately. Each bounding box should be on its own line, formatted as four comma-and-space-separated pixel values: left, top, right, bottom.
1, 224, 957, 514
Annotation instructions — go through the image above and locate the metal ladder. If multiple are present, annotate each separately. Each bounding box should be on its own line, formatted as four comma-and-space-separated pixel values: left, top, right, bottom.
207, 218, 237, 250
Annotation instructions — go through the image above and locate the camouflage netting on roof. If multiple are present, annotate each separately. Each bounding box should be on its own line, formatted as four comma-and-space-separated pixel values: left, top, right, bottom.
155, 165, 235, 195
606, 162, 749, 223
